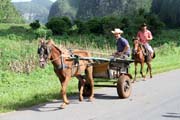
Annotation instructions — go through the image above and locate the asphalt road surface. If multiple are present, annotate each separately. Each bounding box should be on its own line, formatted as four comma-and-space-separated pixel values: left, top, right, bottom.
1, 69, 180, 120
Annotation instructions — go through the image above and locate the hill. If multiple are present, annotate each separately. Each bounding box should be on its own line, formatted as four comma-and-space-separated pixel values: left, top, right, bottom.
0, 0, 23, 23
77, 0, 152, 20
13, 0, 53, 23
48, 0, 152, 20
48, 0, 80, 20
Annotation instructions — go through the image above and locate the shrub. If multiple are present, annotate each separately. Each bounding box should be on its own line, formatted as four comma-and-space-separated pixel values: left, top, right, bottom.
101, 16, 121, 36
29, 20, 41, 30
46, 17, 72, 35
34, 28, 52, 39
86, 18, 103, 34
74, 19, 90, 34
145, 13, 165, 35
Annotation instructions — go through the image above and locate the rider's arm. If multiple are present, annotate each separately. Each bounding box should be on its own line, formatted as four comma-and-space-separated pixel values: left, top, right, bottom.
146, 31, 153, 41
122, 45, 130, 54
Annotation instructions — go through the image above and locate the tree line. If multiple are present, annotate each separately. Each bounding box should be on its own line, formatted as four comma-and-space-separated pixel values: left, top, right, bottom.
151, 0, 180, 28
43, 9, 164, 38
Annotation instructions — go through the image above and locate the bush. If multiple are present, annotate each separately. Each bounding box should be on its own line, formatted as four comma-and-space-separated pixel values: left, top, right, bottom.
86, 18, 103, 34
74, 19, 90, 34
145, 13, 165, 35
29, 20, 41, 30
46, 17, 72, 35
34, 28, 52, 39
101, 16, 121, 36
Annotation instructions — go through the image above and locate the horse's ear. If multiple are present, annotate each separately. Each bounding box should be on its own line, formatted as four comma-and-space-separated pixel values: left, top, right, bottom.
39, 38, 46, 45
48, 39, 55, 45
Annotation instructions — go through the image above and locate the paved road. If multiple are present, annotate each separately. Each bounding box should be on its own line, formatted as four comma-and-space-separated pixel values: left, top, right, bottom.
1, 69, 180, 120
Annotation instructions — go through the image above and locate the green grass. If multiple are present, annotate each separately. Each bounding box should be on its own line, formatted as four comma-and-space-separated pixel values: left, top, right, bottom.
0, 23, 180, 113
0, 67, 78, 113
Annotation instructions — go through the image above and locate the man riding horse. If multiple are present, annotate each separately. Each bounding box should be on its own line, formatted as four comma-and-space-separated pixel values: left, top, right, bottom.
137, 23, 154, 58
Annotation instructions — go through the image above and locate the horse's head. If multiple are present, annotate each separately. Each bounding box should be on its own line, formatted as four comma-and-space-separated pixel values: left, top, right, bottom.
132, 37, 140, 55
37, 39, 63, 68
37, 39, 51, 68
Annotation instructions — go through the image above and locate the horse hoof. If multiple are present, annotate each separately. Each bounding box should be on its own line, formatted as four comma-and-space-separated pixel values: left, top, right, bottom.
143, 78, 146, 81
65, 101, 70, 104
79, 97, 84, 102
60, 103, 66, 109
132, 80, 136, 83
88, 97, 94, 102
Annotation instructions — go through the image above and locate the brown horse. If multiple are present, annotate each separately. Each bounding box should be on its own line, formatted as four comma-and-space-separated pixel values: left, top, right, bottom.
37, 39, 94, 109
132, 39, 155, 82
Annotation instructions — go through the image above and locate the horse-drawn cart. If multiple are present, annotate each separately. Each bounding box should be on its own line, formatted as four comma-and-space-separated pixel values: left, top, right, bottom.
38, 40, 135, 108
79, 57, 134, 99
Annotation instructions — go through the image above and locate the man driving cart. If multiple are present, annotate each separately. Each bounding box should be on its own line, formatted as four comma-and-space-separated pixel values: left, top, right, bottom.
111, 28, 131, 59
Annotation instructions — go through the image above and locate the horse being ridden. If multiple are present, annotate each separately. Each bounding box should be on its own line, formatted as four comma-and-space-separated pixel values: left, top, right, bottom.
37, 39, 94, 109
132, 38, 155, 82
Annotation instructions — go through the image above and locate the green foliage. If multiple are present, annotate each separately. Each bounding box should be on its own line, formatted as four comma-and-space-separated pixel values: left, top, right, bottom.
145, 13, 165, 34
0, 0, 24, 23
46, 17, 72, 35
29, 20, 41, 30
100, 16, 122, 37
86, 18, 103, 34
73, 10, 164, 37
74, 19, 89, 34
151, 0, 180, 28
34, 28, 52, 39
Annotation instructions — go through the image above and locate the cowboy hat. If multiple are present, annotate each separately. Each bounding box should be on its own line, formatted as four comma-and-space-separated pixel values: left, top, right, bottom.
141, 23, 147, 27
111, 28, 123, 34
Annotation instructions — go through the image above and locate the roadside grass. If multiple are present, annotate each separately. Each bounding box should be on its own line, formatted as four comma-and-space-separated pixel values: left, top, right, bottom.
0, 67, 78, 113
0, 24, 180, 113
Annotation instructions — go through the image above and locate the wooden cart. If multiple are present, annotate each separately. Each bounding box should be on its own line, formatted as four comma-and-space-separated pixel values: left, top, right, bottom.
78, 57, 134, 99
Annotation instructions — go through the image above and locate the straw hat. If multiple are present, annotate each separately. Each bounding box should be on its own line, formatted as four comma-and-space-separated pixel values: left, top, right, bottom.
111, 28, 123, 34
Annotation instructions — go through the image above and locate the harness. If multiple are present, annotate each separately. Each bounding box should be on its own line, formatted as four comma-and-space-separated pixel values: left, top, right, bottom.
51, 49, 92, 76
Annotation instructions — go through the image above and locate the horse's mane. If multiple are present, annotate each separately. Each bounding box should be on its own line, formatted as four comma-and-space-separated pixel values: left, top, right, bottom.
47, 40, 70, 55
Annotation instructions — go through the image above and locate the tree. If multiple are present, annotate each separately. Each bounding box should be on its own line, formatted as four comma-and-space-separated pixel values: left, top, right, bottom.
46, 17, 72, 35
30, 20, 41, 30
151, 0, 180, 27
74, 19, 89, 34
0, 0, 24, 23
86, 18, 103, 34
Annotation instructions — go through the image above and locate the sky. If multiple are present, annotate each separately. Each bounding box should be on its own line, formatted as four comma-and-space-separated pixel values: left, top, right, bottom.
11, 0, 56, 2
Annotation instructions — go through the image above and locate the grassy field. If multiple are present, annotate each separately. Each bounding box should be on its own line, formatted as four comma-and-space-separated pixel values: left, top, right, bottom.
0, 24, 180, 113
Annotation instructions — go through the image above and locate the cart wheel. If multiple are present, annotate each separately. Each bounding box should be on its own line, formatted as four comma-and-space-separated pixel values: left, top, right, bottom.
78, 81, 92, 97
117, 75, 132, 98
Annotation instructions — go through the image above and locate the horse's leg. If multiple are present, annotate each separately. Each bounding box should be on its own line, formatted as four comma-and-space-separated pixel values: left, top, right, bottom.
133, 62, 138, 83
86, 66, 94, 101
146, 64, 149, 76
76, 75, 85, 101
140, 62, 146, 80
60, 77, 70, 109
147, 62, 152, 78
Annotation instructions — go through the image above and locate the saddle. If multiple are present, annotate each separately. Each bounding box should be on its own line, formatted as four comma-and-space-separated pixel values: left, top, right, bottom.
140, 44, 151, 62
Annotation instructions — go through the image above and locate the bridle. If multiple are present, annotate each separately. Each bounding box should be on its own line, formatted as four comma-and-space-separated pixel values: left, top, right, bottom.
133, 40, 143, 55
38, 43, 71, 70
